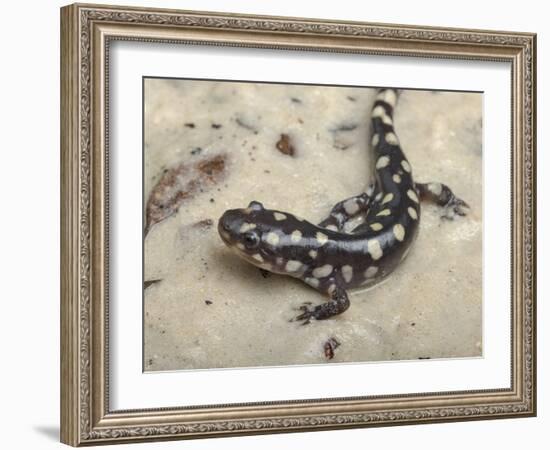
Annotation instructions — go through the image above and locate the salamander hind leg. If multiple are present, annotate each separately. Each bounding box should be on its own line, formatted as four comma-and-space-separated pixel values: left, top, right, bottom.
415, 182, 470, 220
292, 280, 350, 325
317, 187, 375, 232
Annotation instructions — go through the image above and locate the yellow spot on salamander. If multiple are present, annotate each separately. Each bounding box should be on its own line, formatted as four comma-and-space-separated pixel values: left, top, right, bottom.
407, 189, 419, 203
381, 193, 394, 205
266, 232, 280, 246
372, 105, 386, 118
316, 232, 329, 246
428, 182, 443, 196
376, 156, 390, 169
239, 222, 256, 233
313, 264, 333, 278
385, 132, 399, 145
285, 260, 303, 272
341, 265, 353, 283
393, 223, 405, 242
365, 266, 379, 278
376, 89, 397, 107
370, 222, 383, 231
290, 230, 302, 243
367, 240, 383, 260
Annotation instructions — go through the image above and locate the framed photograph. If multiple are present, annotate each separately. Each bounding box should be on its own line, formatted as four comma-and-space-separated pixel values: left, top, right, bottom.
60, 3, 536, 446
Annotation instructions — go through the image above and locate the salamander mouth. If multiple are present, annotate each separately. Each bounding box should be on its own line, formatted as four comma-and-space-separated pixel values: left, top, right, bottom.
217, 218, 234, 246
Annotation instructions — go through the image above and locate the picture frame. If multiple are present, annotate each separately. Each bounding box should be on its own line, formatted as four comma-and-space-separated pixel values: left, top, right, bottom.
60, 2, 536, 446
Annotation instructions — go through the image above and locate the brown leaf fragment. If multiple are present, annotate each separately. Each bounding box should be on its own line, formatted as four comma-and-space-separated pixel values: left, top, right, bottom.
197, 155, 226, 179
324, 337, 341, 360
276, 133, 295, 156
145, 154, 227, 236
144, 279, 162, 289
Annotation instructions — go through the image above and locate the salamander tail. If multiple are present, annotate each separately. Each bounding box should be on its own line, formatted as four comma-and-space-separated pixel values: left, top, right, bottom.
370, 88, 401, 150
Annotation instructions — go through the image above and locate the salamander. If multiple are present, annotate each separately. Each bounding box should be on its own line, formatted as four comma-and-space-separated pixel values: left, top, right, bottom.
218, 88, 469, 324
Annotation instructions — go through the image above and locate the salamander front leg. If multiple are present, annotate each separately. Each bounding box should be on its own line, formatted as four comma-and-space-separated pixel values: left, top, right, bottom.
318, 186, 375, 231
415, 182, 469, 220
293, 281, 350, 325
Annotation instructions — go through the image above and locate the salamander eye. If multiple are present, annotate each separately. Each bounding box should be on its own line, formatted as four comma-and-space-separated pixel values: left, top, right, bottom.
243, 231, 260, 249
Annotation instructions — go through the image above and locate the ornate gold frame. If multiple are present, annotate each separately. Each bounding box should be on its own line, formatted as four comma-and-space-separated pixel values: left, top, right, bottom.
60, 3, 536, 446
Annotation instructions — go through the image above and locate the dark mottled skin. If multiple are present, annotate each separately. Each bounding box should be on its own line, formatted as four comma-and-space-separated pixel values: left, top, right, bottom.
218, 88, 469, 324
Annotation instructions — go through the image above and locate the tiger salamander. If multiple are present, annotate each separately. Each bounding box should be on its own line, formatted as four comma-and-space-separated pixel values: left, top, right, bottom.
218, 88, 468, 324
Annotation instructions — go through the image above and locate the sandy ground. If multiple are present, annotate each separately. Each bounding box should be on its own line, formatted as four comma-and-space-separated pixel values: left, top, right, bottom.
143, 79, 482, 371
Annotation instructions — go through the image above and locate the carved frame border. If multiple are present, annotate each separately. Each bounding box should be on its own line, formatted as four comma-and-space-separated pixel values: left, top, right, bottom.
60, 3, 536, 446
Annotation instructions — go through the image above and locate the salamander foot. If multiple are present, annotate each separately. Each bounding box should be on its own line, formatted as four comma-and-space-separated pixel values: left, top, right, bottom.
292, 304, 320, 325
291, 283, 350, 325
415, 182, 470, 220
441, 195, 469, 220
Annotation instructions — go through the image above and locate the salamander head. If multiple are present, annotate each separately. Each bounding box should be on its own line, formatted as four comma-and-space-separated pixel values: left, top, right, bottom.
218, 201, 311, 275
